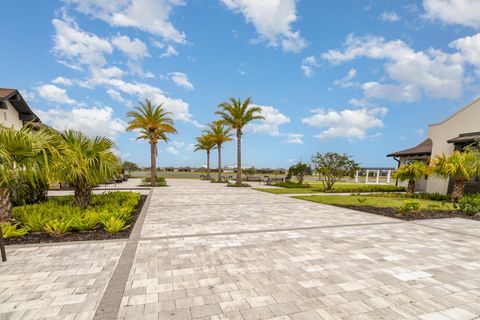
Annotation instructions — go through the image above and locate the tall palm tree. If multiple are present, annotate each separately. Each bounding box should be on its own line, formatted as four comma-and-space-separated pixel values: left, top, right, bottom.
56, 130, 121, 209
392, 161, 428, 193
194, 134, 216, 179
0, 126, 58, 220
216, 98, 264, 185
126, 99, 177, 186
204, 122, 233, 181
431, 150, 479, 201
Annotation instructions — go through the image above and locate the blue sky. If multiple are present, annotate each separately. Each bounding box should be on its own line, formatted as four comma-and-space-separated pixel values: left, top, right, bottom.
3, 0, 480, 168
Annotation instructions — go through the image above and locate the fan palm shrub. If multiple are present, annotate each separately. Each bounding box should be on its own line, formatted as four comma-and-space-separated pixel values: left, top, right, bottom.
194, 134, 216, 179
126, 99, 177, 186
55, 130, 121, 209
431, 150, 480, 201
392, 161, 429, 193
204, 122, 233, 181
0, 126, 58, 221
216, 98, 264, 185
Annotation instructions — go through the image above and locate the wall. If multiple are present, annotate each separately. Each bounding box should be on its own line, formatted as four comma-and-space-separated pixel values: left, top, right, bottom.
426, 98, 480, 194
0, 101, 22, 129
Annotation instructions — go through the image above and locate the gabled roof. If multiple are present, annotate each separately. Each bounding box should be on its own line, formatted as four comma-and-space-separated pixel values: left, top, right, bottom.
447, 132, 480, 144
0, 88, 40, 122
387, 138, 432, 157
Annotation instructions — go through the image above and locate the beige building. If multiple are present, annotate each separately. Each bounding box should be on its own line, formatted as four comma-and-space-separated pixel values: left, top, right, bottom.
0, 88, 40, 129
388, 98, 480, 195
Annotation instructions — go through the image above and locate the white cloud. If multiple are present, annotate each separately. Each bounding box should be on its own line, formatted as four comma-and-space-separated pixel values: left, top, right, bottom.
221, 0, 306, 53
112, 34, 149, 60
35, 106, 125, 138
67, 0, 186, 43
165, 146, 178, 155
52, 16, 113, 68
322, 34, 465, 101
245, 105, 290, 136
36, 84, 76, 105
450, 33, 480, 73
154, 41, 179, 58
380, 11, 400, 22
52, 76, 73, 86
333, 68, 358, 88
302, 107, 388, 139
284, 133, 303, 144
169, 72, 194, 90
301, 56, 319, 77
423, 0, 480, 28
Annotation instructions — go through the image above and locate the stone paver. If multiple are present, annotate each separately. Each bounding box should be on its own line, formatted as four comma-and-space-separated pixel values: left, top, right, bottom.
0, 241, 125, 320
119, 179, 480, 319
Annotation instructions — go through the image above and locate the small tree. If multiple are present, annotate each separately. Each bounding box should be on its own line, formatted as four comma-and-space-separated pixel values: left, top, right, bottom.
122, 161, 140, 174
392, 161, 428, 193
312, 152, 359, 190
287, 162, 312, 185
244, 166, 256, 176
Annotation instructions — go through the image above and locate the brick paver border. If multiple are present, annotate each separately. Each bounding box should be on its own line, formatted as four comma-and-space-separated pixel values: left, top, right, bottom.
92, 188, 153, 320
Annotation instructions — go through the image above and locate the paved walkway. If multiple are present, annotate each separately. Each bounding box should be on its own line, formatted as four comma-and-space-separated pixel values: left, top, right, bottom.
1, 179, 480, 319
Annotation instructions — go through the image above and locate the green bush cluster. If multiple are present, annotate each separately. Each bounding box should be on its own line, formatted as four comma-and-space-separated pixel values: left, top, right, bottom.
458, 194, 480, 216
2, 192, 141, 238
321, 184, 405, 193
398, 200, 421, 212
366, 192, 451, 201
274, 182, 311, 188
142, 176, 167, 186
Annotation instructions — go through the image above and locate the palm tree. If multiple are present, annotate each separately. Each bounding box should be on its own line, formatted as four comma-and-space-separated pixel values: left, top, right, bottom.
126, 99, 177, 186
431, 150, 479, 201
204, 122, 233, 181
56, 130, 121, 209
0, 126, 58, 220
194, 134, 216, 179
216, 98, 264, 185
392, 161, 428, 193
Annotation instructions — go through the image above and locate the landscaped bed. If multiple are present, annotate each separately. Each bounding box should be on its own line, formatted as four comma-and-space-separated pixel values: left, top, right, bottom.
255, 182, 405, 194
295, 194, 480, 221
2, 191, 146, 245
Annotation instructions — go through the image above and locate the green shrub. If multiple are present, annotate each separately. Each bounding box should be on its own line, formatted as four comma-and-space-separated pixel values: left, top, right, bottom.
0, 222, 29, 238
274, 182, 311, 188
70, 211, 100, 231
357, 198, 367, 204
399, 200, 421, 212
142, 176, 167, 186
227, 182, 251, 187
366, 192, 451, 201
458, 194, 480, 216
101, 216, 129, 233
10, 173, 48, 206
44, 219, 71, 236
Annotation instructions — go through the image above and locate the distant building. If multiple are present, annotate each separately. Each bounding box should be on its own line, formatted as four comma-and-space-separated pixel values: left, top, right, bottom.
223, 165, 254, 173
0, 88, 41, 129
387, 98, 480, 194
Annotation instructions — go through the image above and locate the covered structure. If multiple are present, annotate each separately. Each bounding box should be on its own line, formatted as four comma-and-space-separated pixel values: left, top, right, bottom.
0, 88, 41, 129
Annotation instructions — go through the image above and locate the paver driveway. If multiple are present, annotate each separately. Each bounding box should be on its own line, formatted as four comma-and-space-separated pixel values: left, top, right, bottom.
2, 179, 480, 320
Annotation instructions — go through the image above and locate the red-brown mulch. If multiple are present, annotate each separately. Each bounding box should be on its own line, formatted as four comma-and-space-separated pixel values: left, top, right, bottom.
337, 205, 480, 221
4, 195, 146, 246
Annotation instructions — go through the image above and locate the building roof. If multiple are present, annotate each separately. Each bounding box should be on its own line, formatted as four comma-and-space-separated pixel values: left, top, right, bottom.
387, 138, 432, 157
447, 132, 480, 144
0, 88, 40, 122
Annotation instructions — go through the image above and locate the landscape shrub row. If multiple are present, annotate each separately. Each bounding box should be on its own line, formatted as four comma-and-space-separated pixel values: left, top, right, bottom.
141, 176, 167, 186
365, 192, 451, 201
1, 192, 141, 238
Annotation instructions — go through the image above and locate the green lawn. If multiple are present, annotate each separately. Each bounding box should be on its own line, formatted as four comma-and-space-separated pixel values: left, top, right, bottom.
255, 182, 405, 194
294, 195, 455, 210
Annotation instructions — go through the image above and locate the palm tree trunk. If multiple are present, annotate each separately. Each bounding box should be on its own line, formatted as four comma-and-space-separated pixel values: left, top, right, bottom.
150, 140, 157, 187
0, 188, 12, 222
217, 144, 222, 181
206, 150, 210, 179
407, 180, 415, 193
452, 179, 466, 202
74, 186, 92, 209
236, 129, 242, 185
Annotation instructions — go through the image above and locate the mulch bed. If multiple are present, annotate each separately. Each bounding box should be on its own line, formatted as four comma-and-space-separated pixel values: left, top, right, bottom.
4, 195, 147, 246
337, 205, 480, 221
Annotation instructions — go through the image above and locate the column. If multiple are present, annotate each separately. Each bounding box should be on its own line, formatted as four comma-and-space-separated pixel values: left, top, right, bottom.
355, 170, 359, 183
376, 170, 380, 184
386, 170, 391, 184
365, 169, 369, 183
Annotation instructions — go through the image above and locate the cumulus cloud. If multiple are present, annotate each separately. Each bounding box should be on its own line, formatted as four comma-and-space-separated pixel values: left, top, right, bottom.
333, 68, 358, 88
67, 0, 186, 43
380, 11, 400, 22
35, 106, 125, 138
322, 34, 465, 101
245, 105, 290, 136
169, 72, 194, 90
165, 146, 178, 155
423, 0, 480, 28
283, 133, 304, 144
52, 76, 73, 86
301, 56, 319, 77
449, 33, 480, 74
221, 0, 306, 52
112, 34, 149, 60
302, 107, 388, 139
36, 84, 76, 105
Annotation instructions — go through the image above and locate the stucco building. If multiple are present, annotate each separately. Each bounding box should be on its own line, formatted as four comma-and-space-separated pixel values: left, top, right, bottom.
387, 97, 480, 194
0, 88, 40, 129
